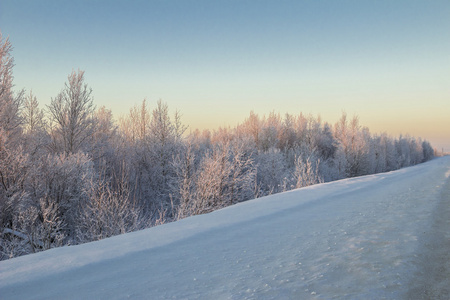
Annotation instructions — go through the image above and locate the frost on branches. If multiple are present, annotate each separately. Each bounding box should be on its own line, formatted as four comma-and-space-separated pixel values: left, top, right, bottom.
0, 33, 437, 260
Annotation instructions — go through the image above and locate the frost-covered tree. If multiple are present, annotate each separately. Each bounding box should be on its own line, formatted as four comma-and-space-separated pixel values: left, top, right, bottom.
194, 143, 232, 214
23, 91, 45, 135
238, 111, 261, 146
171, 141, 197, 219
0, 142, 29, 229
17, 198, 66, 253
0, 32, 27, 233
278, 113, 297, 151
422, 140, 434, 161
22, 91, 48, 157
117, 100, 186, 211
293, 155, 323, 188
90, 106, 117, 168
119, 99, 150, 143
147, 100, 177, 197
191, 140, 256, 215
315, 123, 336, 161
395, 135, 412, 168
77, 169, 145, 242
0, 33, 24, 142
255, 147, 287, 195
117, 100, 152, 206
259, 111, 281, 151
227, 139, 256, 204
409, 138, 424, 165
27, 152, 94, 239
334, 113, 370, 177
368, 135, 387, 174
0, 31, 437, 259
47, 70, 95, 155
1, 35, 70, 257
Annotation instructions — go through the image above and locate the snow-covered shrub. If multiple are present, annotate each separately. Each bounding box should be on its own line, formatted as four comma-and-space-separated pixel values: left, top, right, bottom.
77, 171, 146, 242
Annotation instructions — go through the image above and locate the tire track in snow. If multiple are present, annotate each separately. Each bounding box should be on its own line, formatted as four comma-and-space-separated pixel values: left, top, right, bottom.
407, 172, 450, 299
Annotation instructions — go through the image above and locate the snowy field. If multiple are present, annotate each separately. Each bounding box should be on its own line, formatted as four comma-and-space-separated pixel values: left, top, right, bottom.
1, 156, 450, 299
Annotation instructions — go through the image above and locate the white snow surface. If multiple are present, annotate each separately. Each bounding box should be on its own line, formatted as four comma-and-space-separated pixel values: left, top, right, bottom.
1, 157, 450, 299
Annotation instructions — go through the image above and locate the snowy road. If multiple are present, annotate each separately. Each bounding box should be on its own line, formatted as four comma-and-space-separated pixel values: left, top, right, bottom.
1, 157, 450, 299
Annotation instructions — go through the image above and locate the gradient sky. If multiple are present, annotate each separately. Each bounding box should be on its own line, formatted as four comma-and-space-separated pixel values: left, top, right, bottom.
1, 0, 449, 151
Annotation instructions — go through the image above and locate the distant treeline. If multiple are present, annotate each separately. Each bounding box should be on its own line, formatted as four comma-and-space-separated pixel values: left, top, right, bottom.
0, 33, 435, 259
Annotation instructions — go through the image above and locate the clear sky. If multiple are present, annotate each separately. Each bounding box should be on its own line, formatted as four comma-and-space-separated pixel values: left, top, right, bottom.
1, 0, 449, 151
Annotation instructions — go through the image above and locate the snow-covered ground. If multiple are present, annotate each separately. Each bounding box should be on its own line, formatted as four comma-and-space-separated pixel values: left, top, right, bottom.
1, 157, 450, 299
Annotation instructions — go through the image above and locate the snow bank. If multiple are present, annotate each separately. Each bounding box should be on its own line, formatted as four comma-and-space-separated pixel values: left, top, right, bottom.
1, 157, 449, 299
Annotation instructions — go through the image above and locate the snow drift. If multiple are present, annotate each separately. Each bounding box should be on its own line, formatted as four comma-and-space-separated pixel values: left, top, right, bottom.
1, 157, 450, 299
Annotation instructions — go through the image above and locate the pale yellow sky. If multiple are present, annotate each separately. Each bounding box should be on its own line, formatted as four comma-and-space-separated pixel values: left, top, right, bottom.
3, 0, 449, 151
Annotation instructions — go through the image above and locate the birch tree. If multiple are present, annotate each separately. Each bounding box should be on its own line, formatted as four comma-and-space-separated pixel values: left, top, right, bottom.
47, 70, 95, 155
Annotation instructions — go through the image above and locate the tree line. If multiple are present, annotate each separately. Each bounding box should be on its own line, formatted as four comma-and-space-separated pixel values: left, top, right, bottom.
0, 33, 435, 259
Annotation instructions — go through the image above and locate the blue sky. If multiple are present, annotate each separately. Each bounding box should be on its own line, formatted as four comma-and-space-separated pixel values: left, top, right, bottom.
1, 0, 449, 150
